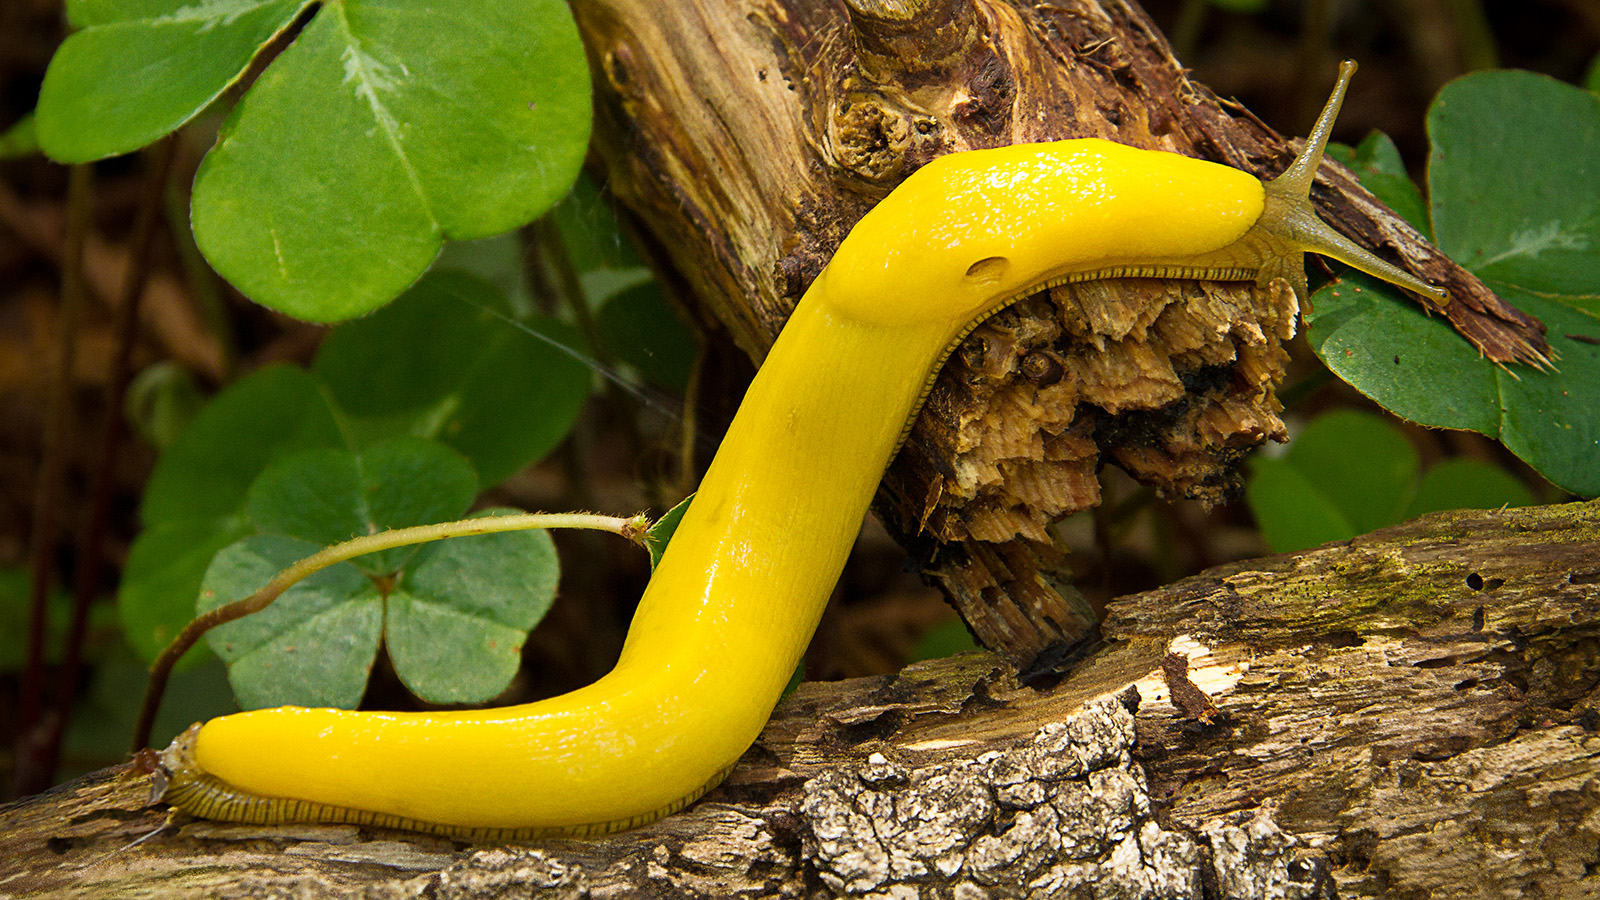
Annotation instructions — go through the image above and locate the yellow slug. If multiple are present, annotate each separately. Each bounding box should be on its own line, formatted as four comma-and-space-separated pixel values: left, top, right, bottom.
158, 61, 1442, 838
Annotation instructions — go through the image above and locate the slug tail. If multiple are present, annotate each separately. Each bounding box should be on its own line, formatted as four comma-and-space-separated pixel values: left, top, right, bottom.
155, 724, 735, 840
1258, 59, 1448, 303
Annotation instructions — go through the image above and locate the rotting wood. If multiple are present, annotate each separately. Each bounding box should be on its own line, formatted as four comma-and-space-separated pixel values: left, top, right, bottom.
568, 0, 1552, 668
4, 501, 1596, 898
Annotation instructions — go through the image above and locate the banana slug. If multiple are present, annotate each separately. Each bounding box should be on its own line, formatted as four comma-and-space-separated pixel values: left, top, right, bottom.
158, 61, 1442, 839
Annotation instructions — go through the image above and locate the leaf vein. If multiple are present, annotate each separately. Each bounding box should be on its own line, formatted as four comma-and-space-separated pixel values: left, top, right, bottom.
332, 6, 432, 223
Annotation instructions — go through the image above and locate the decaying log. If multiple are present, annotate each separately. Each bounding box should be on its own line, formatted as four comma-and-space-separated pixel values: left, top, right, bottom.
568, 0, 1552, 669
5, 500, 1597, 898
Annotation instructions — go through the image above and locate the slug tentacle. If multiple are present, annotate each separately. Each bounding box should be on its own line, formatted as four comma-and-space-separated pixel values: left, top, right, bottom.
1251, 59, 1448, 304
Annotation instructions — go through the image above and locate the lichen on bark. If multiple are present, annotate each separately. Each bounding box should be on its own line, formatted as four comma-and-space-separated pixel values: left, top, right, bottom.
801, 692, 1331, 898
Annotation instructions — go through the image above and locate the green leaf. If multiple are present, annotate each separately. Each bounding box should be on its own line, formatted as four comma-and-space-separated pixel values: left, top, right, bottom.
1404, 458, 1534, 519
580, 267, 654, 309
1245, 411, 1419, 552
1307, 71, 1600, 498
207, 446, 559, 709
139, 365, 346, 525
120, 365, 345, 665
1293, 410, 1419, 532
594, 281, 698, 392
551, 174, 645, 276
313, 270, 594, 484
351, 440, 477, 548
63, 641, 237, 774
246, 448, 369, 545
1245, 457, 1359, 553
201, 534, 382, 710
645, 494, 694, 570
1307, 274, 1500, 432
0, 113, 38, 160
1249, 410, 1543, 551
67, 0, 219, 28
782, 661, 804, 699
908, 618, 980, 662
0, 567, 74, 671
1491, 294, 1600, 493
1310, 277, 1600, 504
386, 509, 559, 703
37, 0, 312, 162
119, 517, 251, 665
1430, 70, 1600, 301
190, 0, 591, 321
246, 438, 477, 573
1586, 53, 1600, 94
435, 233, 533, 314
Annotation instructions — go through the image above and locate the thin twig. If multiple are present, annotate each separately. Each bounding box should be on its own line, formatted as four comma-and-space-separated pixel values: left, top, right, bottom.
130, 511, 650, 752
14, 164, 93, 798
40, 138, 179, 787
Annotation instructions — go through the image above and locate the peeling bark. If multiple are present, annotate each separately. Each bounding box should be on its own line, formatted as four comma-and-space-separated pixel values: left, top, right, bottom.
5, 501, 1597, 898
802, 695, 1334, 898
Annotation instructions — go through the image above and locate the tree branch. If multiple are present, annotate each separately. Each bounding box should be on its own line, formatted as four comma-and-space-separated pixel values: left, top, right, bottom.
5, 501, 1595, 897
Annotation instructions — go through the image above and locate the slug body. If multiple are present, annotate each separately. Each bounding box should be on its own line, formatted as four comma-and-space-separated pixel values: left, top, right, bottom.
162, 63, 1440, 837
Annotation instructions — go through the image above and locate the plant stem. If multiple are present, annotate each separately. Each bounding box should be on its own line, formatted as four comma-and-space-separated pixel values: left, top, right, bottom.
130, 511, 649, 752
39, 138, 178, 788
13, 164, 93, 799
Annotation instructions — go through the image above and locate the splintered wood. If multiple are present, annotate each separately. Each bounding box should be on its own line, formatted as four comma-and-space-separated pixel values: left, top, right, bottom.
883, 275, 1295, 667
903, 276, 1297, 545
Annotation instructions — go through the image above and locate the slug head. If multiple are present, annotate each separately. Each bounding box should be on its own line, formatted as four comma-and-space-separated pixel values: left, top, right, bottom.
1237, 60, 1448, 305
813, 60, 1443, 341
814, 138, 1267, 332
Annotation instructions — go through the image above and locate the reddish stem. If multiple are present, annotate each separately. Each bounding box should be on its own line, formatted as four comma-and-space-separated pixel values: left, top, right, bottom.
13, 164, 93, 798
37, 139, 178, 786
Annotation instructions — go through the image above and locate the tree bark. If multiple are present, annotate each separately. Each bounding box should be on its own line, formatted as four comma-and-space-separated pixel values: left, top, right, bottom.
4, 500, 1598, 898
569, 0, 1552, 670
